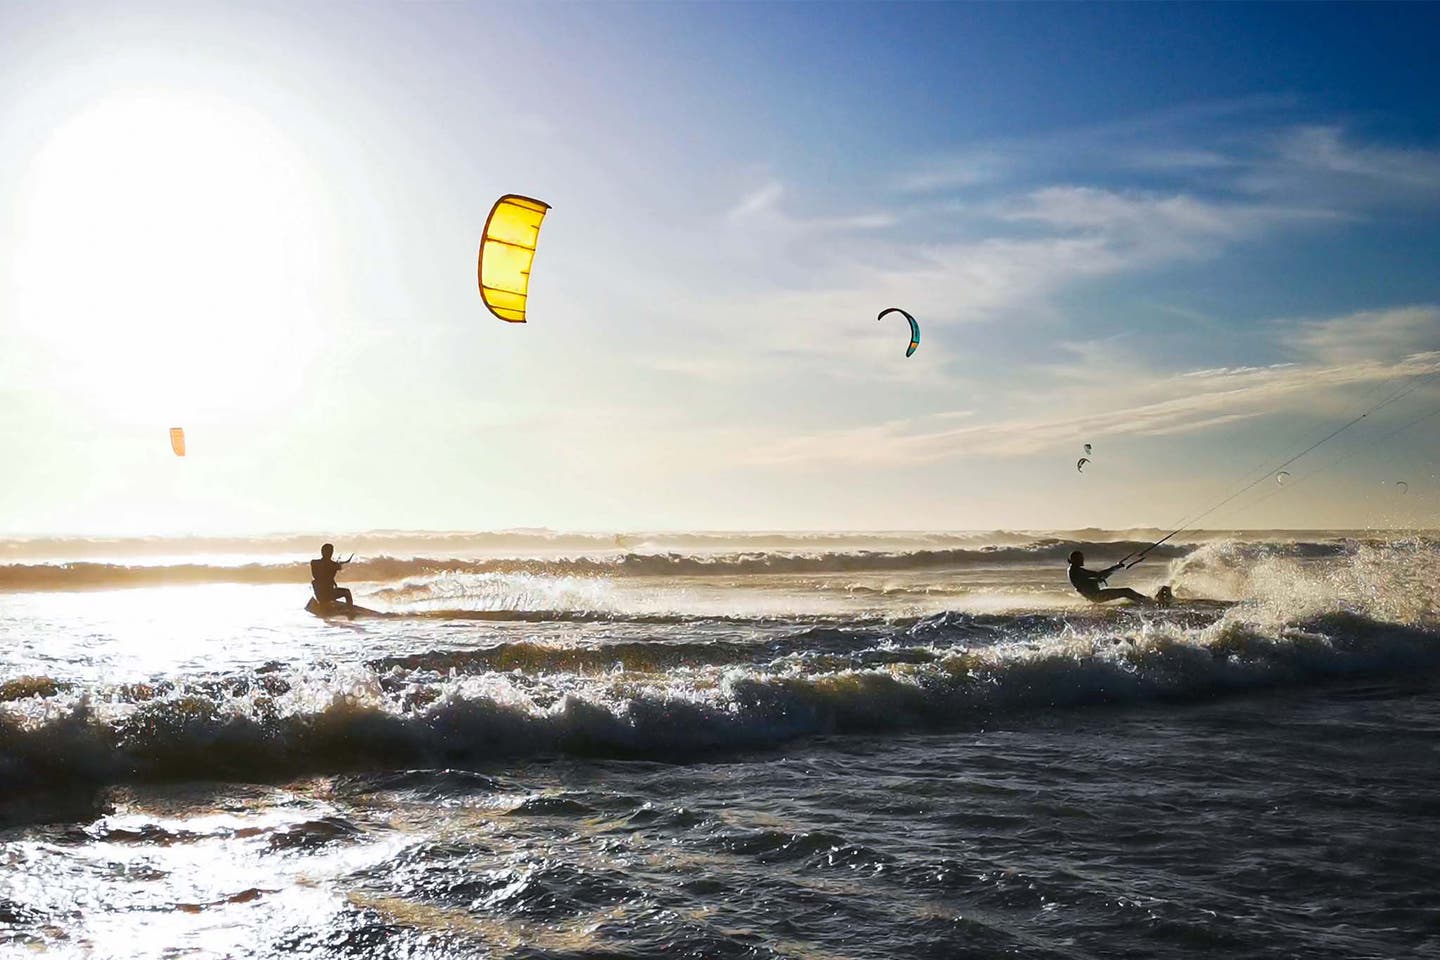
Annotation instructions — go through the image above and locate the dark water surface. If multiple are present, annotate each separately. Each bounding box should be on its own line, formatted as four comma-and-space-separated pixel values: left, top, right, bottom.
3, 532, 1437, 957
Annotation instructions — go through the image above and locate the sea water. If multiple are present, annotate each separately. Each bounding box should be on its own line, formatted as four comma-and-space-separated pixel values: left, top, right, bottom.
2, 530, 1437, 958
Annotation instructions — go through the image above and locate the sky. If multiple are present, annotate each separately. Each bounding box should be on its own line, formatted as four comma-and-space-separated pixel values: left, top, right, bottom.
1, 1, 1439, 535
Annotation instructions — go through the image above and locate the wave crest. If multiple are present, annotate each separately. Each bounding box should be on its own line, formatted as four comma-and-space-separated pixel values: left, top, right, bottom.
3, 610, 1435, 789
0, 540, 1207, 592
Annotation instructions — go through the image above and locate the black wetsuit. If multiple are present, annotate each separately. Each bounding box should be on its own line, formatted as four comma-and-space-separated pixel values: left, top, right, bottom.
311, 558, 353, 607
1068, 561, 1149, 604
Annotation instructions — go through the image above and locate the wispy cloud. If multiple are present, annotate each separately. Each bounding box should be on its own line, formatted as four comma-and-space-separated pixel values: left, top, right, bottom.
633, 178, 1324, 390
899, 105, 1440, 222
745, 328, 1440, 466
1002, 185, 1306, 237
624, 113, 1440, 477
896, 149, 1010, 193
1290, 305, 1440, 364
894, 94, 1297, 195
1269, 125, 1440, 194
728, 180, 785, 221
727, 179, 896, 231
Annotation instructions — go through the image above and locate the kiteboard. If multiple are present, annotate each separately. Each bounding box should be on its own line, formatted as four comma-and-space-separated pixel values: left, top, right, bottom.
1153, 586, 1236, 611
304, 598, 385, 619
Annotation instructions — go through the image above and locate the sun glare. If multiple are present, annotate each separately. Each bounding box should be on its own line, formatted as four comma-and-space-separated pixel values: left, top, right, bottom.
10, 91, 334, 426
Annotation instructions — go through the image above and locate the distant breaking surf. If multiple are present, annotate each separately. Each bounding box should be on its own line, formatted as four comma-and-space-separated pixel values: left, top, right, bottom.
0, 540, 1293, 591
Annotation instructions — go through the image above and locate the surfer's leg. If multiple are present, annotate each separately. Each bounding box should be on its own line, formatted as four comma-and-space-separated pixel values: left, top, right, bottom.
335, 587, 354, 607
1089, 588, 1152, 604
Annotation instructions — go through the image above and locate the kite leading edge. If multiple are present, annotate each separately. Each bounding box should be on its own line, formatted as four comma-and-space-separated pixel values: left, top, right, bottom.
877, 307, 920, 357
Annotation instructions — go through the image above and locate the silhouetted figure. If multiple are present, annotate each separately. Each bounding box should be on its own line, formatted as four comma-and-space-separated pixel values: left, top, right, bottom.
311, 543, 353, 608
1067, 550, 1152, 604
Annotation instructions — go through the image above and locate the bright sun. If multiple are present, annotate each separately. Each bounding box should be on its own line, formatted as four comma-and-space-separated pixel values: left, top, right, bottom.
10, 90, 333, 426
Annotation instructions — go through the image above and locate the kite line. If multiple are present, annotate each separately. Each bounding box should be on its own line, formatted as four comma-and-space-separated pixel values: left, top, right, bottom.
1118, 363, 1440, 568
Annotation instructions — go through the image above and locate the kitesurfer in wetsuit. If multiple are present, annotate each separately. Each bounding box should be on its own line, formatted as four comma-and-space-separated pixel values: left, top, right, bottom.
311, 543, 353, 608
1067, 550, 1153, 604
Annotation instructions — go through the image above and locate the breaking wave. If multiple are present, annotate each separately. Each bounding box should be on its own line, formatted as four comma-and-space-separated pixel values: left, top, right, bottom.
0, 529, 1101, 563
0, 538, 1372, 592
3, 608, 1437, 789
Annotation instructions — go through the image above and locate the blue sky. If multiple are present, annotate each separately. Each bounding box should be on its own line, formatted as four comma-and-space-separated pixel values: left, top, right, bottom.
1, 2, 1438, 534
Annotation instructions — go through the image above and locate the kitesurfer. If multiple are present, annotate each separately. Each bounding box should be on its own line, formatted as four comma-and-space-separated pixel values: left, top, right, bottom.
1067, 550, 1153, 604
310, 543, 353, 609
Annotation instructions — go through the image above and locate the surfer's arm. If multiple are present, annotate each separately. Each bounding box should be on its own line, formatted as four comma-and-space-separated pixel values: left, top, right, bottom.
1092, 563, 1124, 584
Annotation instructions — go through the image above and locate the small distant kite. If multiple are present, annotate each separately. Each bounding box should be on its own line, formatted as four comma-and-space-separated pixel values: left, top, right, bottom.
877, 307, 919, 357
1083, 443, 1092, 456
1276, 470, 1290, 486
1076, 457, 1090, 473
478, 194, 551, 323
1395, 480, 1409, 495
169, 427, 186, 457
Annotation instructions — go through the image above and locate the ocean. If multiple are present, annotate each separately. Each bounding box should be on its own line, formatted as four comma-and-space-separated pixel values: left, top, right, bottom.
2, 530, 1437, 958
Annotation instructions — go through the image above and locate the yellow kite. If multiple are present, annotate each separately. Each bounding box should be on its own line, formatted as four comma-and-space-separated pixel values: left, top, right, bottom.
477, 194, 550, 323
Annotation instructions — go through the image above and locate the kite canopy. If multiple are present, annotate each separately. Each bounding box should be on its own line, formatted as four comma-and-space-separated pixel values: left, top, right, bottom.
1076, 457, 1089, 473
170, 427, 186, 457
1395, 480, 1409, 494
1276, 470, 1291, 485
478, 194, 550, 323
876, 307, 920, 357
